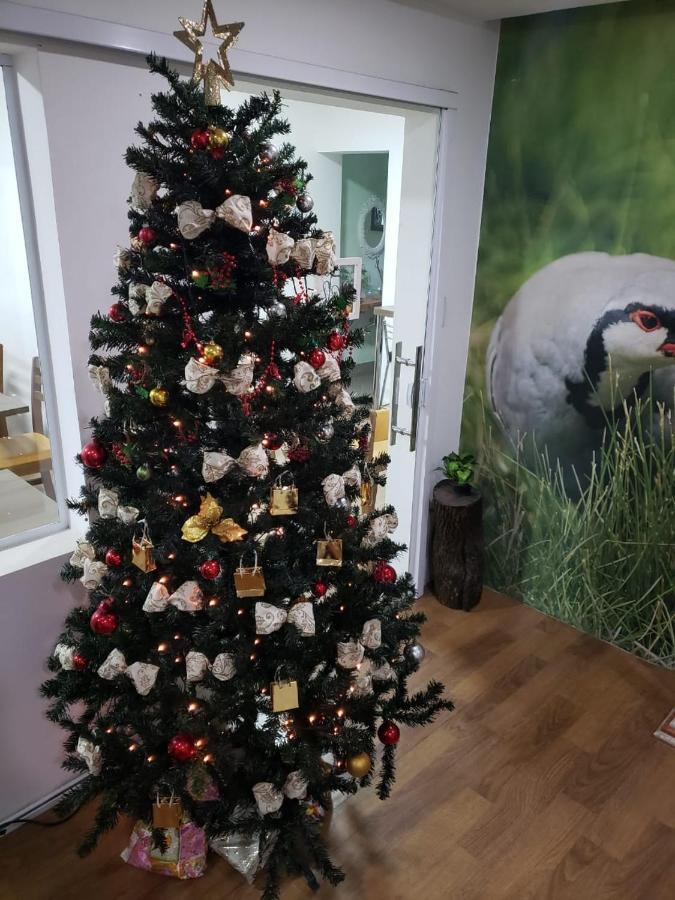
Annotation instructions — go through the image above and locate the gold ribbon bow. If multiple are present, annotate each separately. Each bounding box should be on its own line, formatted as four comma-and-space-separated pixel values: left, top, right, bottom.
181, 493, 248, 543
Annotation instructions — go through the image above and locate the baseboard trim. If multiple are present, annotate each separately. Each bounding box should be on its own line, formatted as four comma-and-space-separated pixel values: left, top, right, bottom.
0, 776, 85, 836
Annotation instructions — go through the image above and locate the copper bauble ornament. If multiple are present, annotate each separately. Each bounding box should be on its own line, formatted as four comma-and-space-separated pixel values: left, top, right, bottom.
346, 752, 371, 778
202, 341, 224, 364
377, 720, 400, 745
149, 387, 169, 407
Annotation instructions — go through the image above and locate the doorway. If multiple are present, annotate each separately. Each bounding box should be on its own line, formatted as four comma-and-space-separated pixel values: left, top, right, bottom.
231, 78, 441, 577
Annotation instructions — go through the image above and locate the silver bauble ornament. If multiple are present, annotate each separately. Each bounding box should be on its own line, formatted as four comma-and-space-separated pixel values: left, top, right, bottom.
269, 301, 287, 319
316, 421, 335, 442
260, 141, 279, 165
296, 193, 314, 213
405, 641, 426, 665
335, 497, 350, 510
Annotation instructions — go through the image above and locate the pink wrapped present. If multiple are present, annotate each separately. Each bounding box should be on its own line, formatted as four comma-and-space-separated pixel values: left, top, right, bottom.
121, 818, 207, 879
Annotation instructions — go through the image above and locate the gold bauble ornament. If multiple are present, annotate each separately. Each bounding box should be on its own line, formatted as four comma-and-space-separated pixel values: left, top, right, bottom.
208, 127, 231, 149
149, 387, 169, 407
346, 752, 371, 778
202, 341, 224, 364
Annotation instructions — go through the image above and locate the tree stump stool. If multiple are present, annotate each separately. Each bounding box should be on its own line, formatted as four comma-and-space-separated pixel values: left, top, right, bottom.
430, 480, 483, 611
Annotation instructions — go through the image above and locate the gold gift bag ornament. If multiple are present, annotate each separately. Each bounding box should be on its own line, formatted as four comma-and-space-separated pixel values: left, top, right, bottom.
234, 552, 266, 598
360, 465, 375, 516
153, 795, 182, 828
271, 678, 299, 712
316, 535, 343, 567
132, 520, 156, 573
269, 473, 299, 516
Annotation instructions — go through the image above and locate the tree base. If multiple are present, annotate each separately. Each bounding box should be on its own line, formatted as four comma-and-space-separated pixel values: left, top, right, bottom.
429, 480, 483, 611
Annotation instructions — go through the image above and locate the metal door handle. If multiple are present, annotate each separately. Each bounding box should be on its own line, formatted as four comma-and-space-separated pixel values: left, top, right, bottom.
390, 342, 423, 451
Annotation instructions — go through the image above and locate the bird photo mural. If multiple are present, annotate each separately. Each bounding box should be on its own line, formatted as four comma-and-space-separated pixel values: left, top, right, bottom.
487, 252, 675, 479
461, 0, 675, 667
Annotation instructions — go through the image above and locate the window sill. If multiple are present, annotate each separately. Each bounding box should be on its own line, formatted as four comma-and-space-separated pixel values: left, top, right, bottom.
0, 521, 85, 579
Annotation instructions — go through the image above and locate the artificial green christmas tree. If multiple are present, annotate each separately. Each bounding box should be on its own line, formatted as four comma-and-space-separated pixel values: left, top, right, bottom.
42, 11, 451, 895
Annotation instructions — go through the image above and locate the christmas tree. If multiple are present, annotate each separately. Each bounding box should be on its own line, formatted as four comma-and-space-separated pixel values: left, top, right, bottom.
42, 10, 451, 896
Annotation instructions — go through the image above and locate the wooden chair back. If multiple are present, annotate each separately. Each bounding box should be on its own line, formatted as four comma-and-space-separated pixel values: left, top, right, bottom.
31, 357, 55, 499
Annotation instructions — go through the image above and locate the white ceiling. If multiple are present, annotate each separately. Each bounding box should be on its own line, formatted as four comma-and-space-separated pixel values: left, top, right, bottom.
392, 0, 627, 22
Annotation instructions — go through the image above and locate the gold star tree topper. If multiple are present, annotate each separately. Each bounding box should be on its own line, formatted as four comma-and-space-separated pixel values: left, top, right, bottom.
174, 1, 244, 104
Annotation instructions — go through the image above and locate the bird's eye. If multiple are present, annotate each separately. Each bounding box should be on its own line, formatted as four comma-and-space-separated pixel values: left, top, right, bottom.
630, 310, 662, 332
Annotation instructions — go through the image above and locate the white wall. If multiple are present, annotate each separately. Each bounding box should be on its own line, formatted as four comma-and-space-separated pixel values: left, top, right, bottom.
0, 0, 499, 822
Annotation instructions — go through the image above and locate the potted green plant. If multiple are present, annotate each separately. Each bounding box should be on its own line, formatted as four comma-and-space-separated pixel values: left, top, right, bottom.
430, 451, 483, 610
438, 452, 475, 494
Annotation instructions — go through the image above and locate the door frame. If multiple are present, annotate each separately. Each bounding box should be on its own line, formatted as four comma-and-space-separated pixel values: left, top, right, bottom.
0, 4, 466, 593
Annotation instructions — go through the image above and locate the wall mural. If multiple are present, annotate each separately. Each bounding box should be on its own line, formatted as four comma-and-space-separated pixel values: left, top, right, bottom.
463, 0, 675, 666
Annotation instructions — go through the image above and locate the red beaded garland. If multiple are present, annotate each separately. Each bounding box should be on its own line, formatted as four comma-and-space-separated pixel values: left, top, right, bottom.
108, 302, 125, 322
90, 600, 118, 635
377, 720, 400, 745
81, 439, 107, 470
199, 559, 221, 580
307, 348, 326, 369
168, 732, 197, 762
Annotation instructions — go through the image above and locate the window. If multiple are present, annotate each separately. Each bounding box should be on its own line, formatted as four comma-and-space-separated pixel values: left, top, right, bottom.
0, 57, 66, 548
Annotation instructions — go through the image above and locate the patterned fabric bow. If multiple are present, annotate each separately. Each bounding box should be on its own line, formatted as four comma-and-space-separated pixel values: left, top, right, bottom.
362, 513, 398, 548
143, 580, 204, 613
255, 601, 315, 636
95, 487, 139, 525
322, 465, 362, 507
184, 353, 255, 396
176, 195, 253, 239
97, 648, 159, 696
185, 650, 236, 682
266, 228, 336, 275
76, 737, 102, 775
337, 639, 365, 669
181, 493, 248, 543
202, 443, 269, 483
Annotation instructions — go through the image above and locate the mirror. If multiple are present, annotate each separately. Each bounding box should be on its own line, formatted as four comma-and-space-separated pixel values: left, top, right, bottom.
357, 195, 386, 259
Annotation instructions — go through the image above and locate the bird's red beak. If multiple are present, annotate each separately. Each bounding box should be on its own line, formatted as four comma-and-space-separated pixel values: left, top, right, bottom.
660, 341, 675, 357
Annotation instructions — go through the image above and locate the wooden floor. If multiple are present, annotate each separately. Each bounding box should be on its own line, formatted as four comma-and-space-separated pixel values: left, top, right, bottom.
2, 590, 675, 899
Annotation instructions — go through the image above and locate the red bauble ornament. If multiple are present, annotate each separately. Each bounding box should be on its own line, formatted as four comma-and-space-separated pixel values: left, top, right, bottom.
168, 732, 197, 763
199, 559, 221, 580
137, 226, 157, 245
312, 580, 328, 597
90, 600, 118, 635
377, 720, 400, 746
288, 445, 311, 463
326, 332, 347, 352
307, 348, 326, 369
81, 439, 107, 470
72, 652, 88, 671
108, 302, 125, 322
262, 432, 283, 451
105, 548, 122, 567
190, 128, 210, 150
346, 515, 357, 528
374, 560, 397, 584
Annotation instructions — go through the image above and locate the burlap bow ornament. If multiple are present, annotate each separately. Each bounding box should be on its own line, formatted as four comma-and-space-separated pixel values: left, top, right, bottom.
97, 648, 159, 696
337, 639, 365, 669
130, 171, 158, 213
253, 782, 283, 816
76, 737, 102, 775
181, 493, 248, 543
95, 487, 139, 525
185, 650, 236, 682
184, 353, 255, 396
176, 195, 253, 239
362, 513, 398, 548
255, 601, 315, 636
143, 580, 204, 613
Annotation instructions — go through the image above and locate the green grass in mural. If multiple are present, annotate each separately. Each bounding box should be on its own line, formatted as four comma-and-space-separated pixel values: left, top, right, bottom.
462, 1, 675, 667
477, 390, 675, 667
